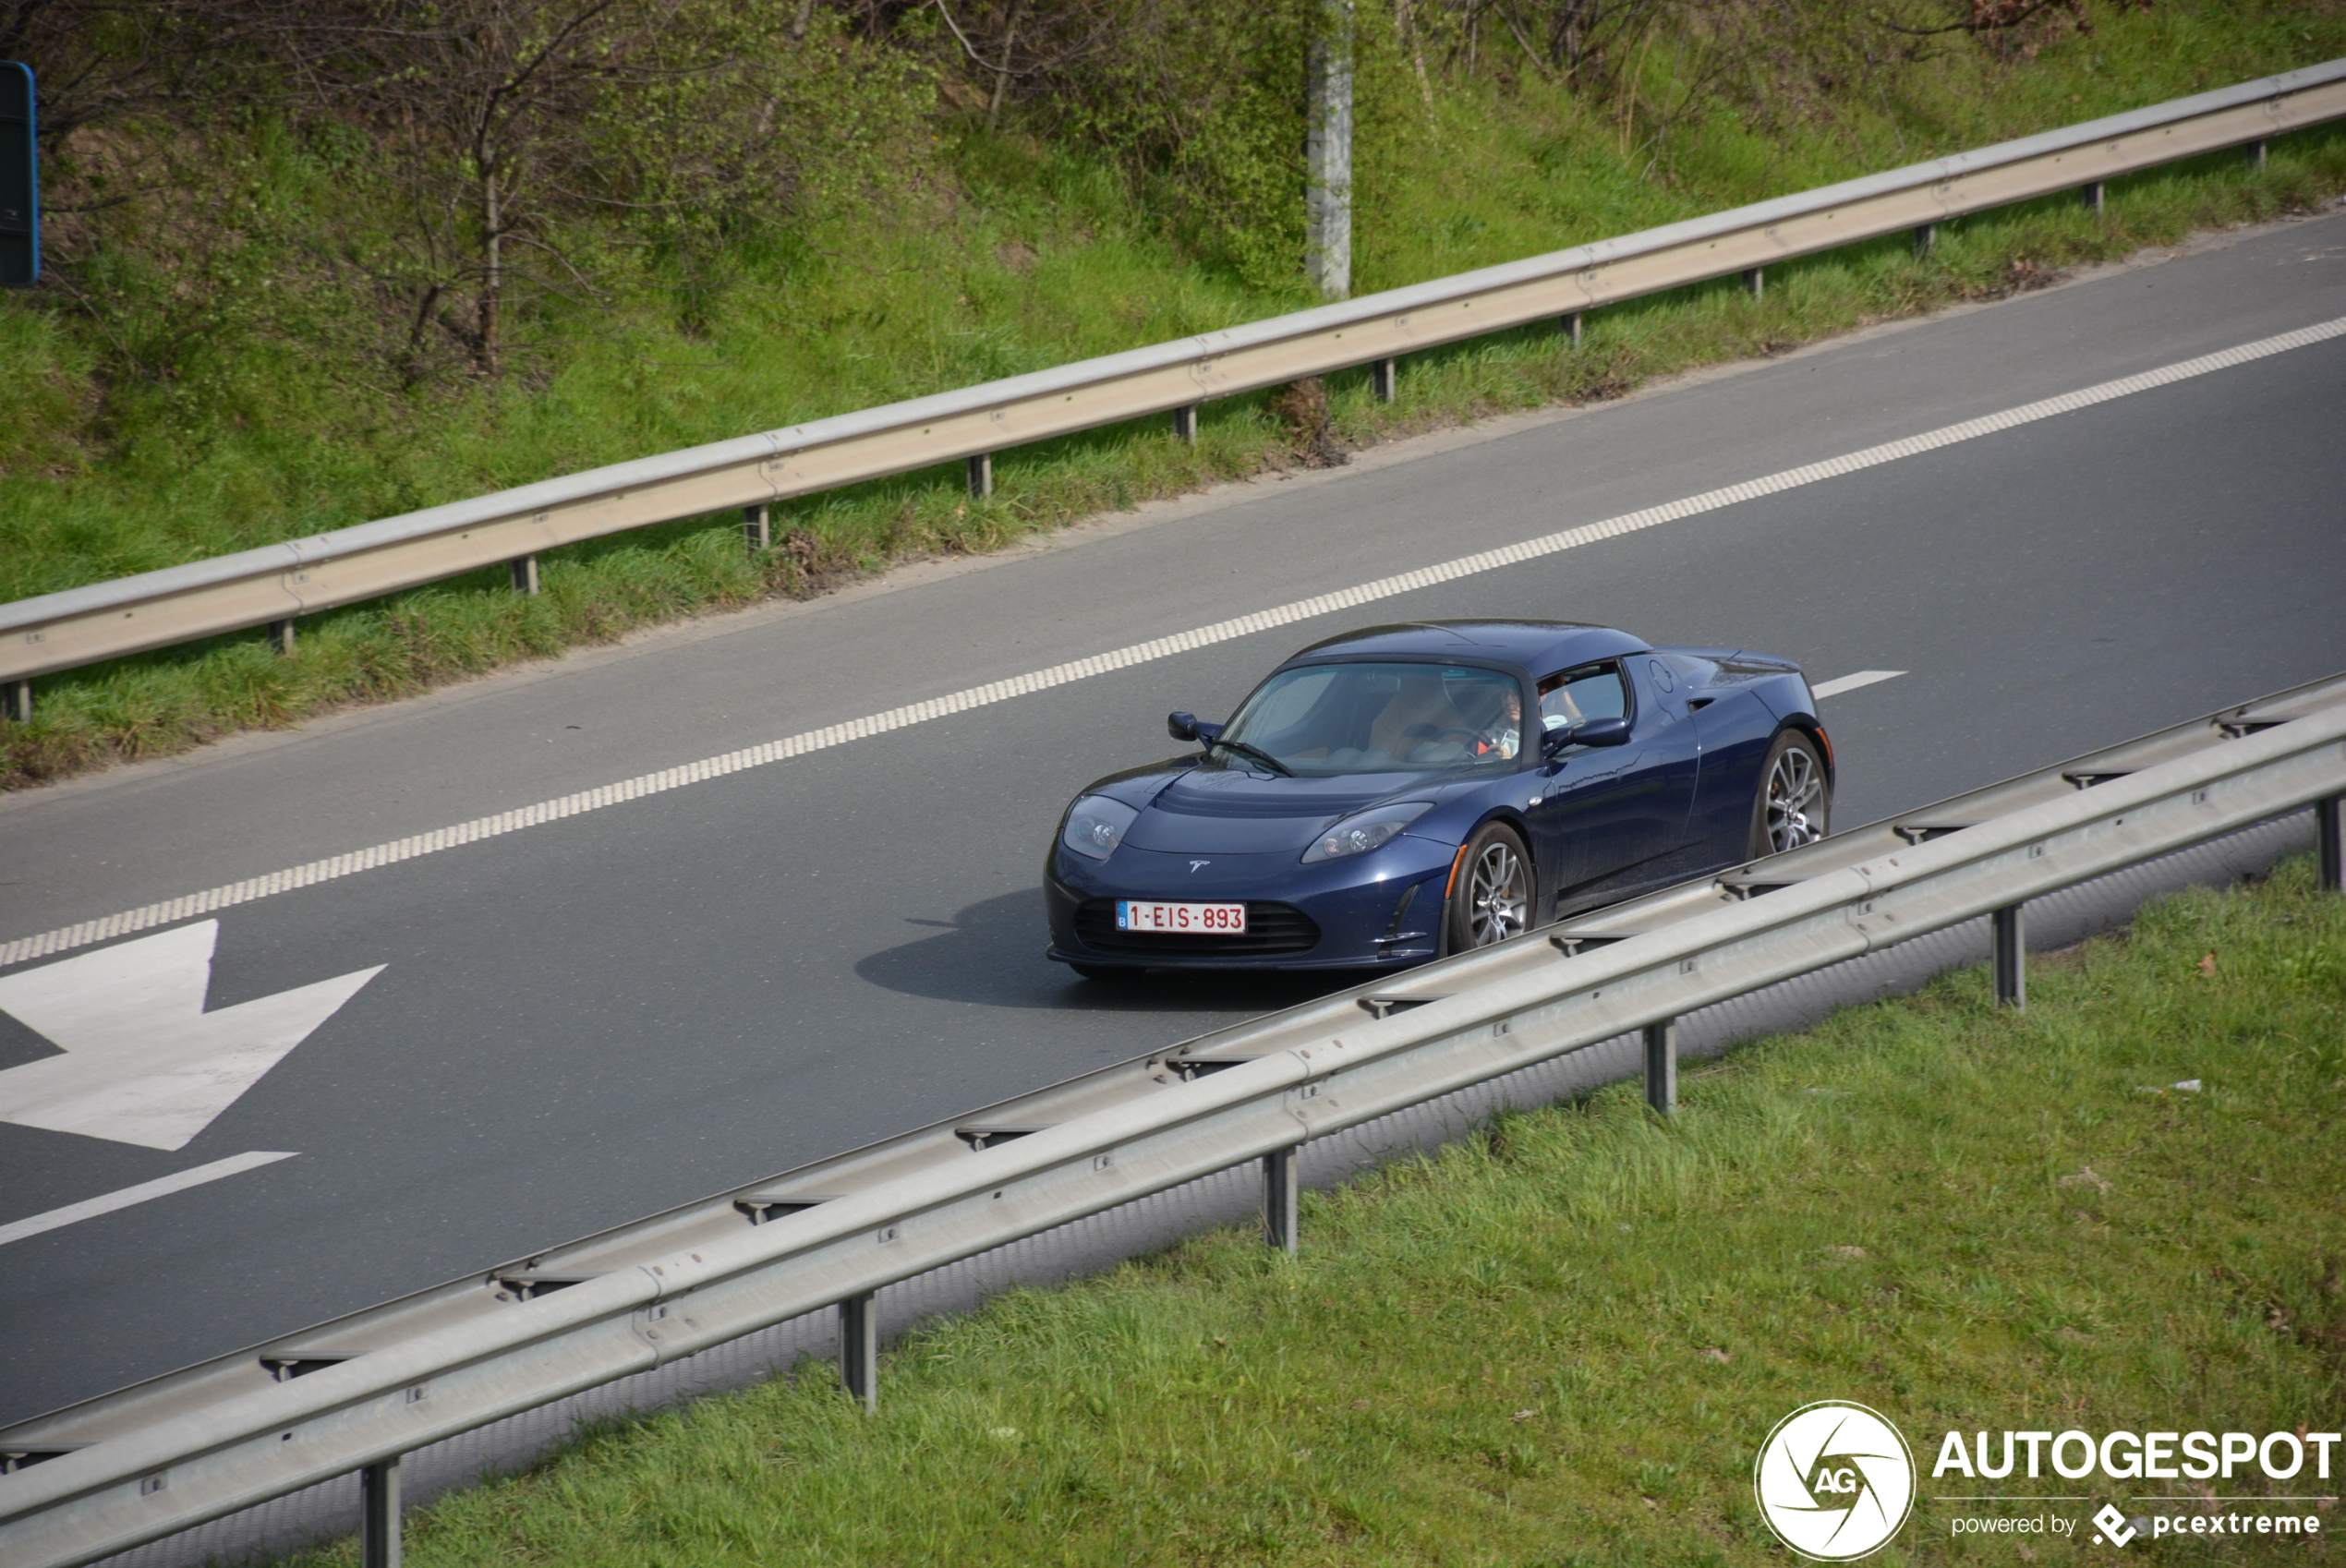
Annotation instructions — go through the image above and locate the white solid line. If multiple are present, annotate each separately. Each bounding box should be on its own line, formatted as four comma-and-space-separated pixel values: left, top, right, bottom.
1810, 669, 1908, 699
0, 1151, 298, 1248
6, 313, 2344, 970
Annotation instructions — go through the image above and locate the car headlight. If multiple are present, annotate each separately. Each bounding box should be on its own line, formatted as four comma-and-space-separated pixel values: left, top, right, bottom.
1060, 795, 1141, 861
1303, 800, 1435, 863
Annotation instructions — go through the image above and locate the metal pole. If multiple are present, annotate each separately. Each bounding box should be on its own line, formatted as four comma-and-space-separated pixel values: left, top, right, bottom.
1742, 267, 1764, 300
965, 452, 993, 500
1642, 1020, 1676, 1116
1304, 0, 1354, 300
1992, 903, 2026, 1008
1262, 1144, 1300, 1254
509, 556, 538, 596
1913, 223, 1935, 259
1561, 311, 1582, 347
1371, 357, 1397, 404
839, 1292, 877, 1413
3, 679, 30, 725
1171, 404, 1198, 445
2316, 796, 2343, 893
268, 619, 296, 657
2245, 139, 2267, 171
742, 503, 770, 552
2081, 180, 2104, 215
359, 1456, 401, 1568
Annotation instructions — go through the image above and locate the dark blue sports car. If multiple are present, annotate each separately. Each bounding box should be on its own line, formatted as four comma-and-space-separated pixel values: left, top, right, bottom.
1044, 621, 1832, 976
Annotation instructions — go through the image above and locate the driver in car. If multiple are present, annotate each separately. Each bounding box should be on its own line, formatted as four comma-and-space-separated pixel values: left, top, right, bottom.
1466, 684, 1521, 761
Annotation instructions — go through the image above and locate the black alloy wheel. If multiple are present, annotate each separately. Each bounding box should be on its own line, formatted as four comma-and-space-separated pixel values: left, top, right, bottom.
1445, 823, 1533, 951
1749, 730, 1832, 857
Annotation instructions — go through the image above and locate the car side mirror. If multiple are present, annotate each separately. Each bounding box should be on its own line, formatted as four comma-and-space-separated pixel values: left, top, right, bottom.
1574, 716, 1632, 747
1167, 711, 1199, 742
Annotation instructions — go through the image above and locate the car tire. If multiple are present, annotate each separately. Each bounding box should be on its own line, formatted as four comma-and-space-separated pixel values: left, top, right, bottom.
1445, 822, 1534, 952
1748, 730, 1831, 857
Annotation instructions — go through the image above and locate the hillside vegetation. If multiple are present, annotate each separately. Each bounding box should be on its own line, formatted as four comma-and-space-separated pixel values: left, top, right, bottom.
4, 0, 2345, 786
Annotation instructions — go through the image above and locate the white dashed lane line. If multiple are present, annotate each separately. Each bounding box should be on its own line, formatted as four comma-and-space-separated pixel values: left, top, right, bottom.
0, 1151, 298, 1248
6, 313, 2344, 970
1810, 670, 1909, 700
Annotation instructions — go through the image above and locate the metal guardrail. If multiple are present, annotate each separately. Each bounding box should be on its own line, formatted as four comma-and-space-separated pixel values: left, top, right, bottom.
3, 58, 2344, 708
3, 672, 2342, 1568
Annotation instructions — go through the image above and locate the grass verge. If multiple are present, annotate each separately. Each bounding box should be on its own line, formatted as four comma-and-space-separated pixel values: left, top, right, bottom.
276, 854, 2346, 1566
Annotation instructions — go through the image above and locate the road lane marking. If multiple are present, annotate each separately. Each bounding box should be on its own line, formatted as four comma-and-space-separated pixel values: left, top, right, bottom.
0, 921, 382, 1149
1810, 669, 1908, 699
6, 313, 2343, 970
0, 1151, 297, 1248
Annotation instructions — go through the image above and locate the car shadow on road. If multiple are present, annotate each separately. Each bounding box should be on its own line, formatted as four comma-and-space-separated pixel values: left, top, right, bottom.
854, 890, 1374, 1014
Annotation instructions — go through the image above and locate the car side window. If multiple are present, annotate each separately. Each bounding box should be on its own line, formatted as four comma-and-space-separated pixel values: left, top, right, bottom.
1537, 661, 1629, 732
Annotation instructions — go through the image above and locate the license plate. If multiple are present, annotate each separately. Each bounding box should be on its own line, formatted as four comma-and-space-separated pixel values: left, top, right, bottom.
1116, 899, 1247, 935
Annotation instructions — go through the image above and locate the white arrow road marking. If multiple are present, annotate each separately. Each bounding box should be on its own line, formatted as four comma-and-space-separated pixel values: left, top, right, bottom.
0, 922, 381, 1152
4, 314, 2342, 971
0, 1150, 298, 1248
1810, 669, 1907, 699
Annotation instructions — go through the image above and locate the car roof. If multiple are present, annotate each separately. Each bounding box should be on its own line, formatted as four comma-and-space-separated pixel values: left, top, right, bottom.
1284, 620, 1649, 674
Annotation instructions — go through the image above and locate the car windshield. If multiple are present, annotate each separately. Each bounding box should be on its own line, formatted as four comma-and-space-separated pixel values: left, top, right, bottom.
1216, 662, 1526, 777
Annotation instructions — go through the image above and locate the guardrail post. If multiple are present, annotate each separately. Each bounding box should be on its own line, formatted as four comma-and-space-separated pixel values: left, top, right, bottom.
509, 556, 539, 596
3, 679, 30, 725
743, 503, 770, 552
1171, 404, 1198, 445
359, 1456, 401, 1568
839, 1292, 877, 1413
268, 619, 296, 657
1643, 1020, 1676, 1116
1262, 1144, 1300, 1254
1992, 903, 2026, 1008
1912, 223, 1935, 259
1560, 310, 1583, 348
1741, 267, 1763, 300
2245, 139, 2267, 171
966, 452, 993, 499
2081, 180, 2104, 215
2316, 796, 2343, 893
1371, 356, 1397, 403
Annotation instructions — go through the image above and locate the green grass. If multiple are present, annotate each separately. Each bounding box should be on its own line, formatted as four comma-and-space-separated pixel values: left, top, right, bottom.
8, 2, 2346, 789
272, 856, 2346, 1567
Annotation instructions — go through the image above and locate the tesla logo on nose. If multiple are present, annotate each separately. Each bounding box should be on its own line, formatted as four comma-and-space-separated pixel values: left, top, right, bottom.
1190, 860, 1211, 873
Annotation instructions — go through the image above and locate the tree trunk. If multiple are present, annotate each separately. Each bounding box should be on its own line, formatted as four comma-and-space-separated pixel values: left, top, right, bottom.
1304, 0, 1353, 301
986, 0, 1024, 134
478, 155, 502, 378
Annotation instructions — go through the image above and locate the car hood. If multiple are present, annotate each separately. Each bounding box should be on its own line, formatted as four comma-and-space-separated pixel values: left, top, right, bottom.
1120, 767, 1467, 853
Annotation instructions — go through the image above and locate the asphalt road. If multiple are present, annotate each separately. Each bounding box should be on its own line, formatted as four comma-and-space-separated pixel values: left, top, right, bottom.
3, 212, 2343, 1428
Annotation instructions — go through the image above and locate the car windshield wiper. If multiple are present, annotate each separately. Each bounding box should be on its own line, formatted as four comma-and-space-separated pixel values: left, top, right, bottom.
1208, 737, 1295, 777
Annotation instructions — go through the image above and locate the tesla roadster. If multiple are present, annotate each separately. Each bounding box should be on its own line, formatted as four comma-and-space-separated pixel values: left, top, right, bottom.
1044, 621, 1831, 976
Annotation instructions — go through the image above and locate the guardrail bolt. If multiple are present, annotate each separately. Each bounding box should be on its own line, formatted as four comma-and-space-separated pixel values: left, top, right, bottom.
359, 1455, 402, 1568
509, 556, 540, 597
268, 619, 296, 657
742, 503, 771, 552
2245, 139, 2267, 172
1912, 223, 1936, 259
966, 452, 994, 500
1, 679, 28, 725
1172, 404, 1199, 446
840, 1292, 879, 1413
1741, 267, 1764, 300
2081, 180, 2105, 216
1643, 1020, 1677, 1116
2316, 796, 2343, 893
1992, 903, 2026, 1008
1262, 1144, 1301, 1253
1560, 311, 1583, 348
1371, 357, 1397, 404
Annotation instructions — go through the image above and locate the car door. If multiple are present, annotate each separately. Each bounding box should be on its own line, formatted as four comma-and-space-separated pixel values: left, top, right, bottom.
1524, 657, 1699, 913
